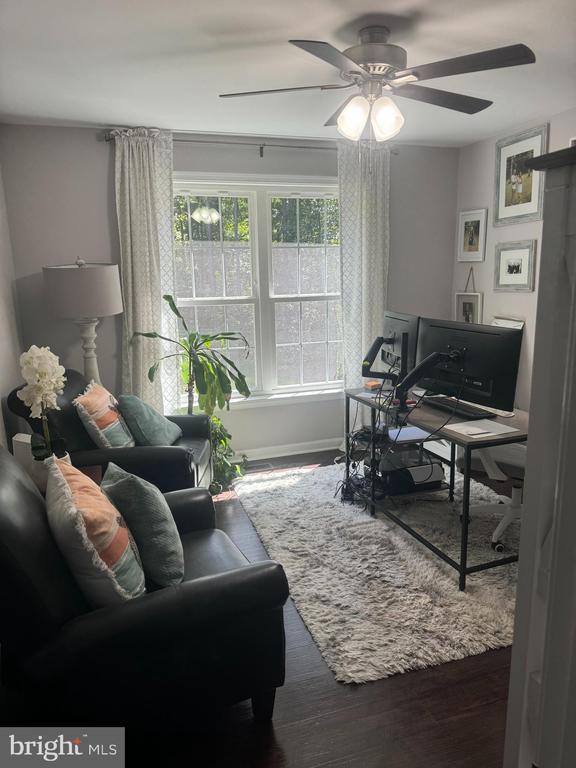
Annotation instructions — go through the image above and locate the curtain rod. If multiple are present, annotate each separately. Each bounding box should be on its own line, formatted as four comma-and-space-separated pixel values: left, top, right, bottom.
104, 132, 336, 152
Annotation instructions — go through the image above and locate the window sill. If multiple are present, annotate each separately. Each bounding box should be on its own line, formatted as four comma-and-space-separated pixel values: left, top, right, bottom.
179, 389, 344, 412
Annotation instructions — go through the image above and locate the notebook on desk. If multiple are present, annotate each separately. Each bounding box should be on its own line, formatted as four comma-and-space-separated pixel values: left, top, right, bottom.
388, 426, 432, 443
443, 419, 519, 439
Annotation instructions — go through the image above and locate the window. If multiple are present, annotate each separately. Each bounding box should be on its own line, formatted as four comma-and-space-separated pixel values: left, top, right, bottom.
270, 196, 343, 387
172, 182, 341, 397
173, 193, 258, 390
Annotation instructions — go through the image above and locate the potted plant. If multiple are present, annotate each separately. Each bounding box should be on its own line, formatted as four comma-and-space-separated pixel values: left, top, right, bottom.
16, 345, 68, 489
135, 295, 251, 493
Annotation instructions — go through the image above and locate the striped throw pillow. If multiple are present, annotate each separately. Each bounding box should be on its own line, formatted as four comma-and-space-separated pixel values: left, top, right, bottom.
73, 382, 134, 448
46, 457, 145, 607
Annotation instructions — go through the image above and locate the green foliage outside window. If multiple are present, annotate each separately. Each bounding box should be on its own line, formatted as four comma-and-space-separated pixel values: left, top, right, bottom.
173, 195, 250, 243
271, 197, 339, 245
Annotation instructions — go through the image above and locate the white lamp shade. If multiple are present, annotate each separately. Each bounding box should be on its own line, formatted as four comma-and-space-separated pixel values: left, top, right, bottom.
43, 262, 123, 319
370, 97, 405, 142
337, 96, 371, 141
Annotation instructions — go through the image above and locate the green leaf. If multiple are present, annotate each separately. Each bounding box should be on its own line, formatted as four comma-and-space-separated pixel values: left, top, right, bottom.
201, 332, 247, 343
191, 355, 208, 395
148, 353, 183, 383
214, 351, 251, 397
148, 362, 160, 383
162, 294, 189, 334
133, 331, 188, 350
215, 365, 232, 395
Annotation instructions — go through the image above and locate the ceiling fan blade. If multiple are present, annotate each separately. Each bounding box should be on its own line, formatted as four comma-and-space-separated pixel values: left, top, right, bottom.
220, 83, 353, 98
393, 84, 493, 114
290, 40, 369, 79
324, 95, 357, 126
393, 44, 535, 82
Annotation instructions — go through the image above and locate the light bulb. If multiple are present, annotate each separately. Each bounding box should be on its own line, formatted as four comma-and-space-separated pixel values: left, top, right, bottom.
337, 96, 370, 141
370, 96, 405, 142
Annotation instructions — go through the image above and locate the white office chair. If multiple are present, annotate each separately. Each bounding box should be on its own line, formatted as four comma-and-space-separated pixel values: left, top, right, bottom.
471, 446, 525, 552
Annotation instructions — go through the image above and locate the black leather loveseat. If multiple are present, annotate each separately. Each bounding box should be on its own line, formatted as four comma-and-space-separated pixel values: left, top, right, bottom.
0, 448, 289, 725
8, 369, 211, 492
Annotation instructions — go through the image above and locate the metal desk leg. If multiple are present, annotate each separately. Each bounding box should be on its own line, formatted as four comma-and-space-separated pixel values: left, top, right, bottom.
370, 407, 376, 516
459, 446, 471, 591
449, 442, 455, 503
345, 394, 351, 485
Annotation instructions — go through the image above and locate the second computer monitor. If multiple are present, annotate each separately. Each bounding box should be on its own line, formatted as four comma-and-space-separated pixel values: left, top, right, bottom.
416, 317, 523, 411
381, 311, 420, 379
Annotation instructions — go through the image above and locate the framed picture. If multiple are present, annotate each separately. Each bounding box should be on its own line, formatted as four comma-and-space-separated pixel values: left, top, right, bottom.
454, 292, 483, 324
494, 124, 548, 226
457, 209, 487, 262
494, 240, 537, 292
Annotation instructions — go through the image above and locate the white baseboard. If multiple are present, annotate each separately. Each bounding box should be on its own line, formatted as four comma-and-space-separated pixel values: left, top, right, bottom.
234, 437, 343, 462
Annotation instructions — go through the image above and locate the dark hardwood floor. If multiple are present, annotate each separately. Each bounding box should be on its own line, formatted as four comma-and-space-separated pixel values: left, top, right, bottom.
136, 451, 513, 768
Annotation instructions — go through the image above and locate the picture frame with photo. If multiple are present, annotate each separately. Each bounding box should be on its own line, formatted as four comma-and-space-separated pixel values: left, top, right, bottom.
494, 240, 537, 292
454, 292, 483, 324
494, 124, 548, 226
457, 209, 487, 262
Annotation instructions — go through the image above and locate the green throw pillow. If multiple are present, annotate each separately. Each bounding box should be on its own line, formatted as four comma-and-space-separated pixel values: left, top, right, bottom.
117, 394, 182, 446
102, 463, 184, 588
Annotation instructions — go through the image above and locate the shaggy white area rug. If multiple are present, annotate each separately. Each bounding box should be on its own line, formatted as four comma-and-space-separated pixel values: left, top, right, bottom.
235, 463, 519, 684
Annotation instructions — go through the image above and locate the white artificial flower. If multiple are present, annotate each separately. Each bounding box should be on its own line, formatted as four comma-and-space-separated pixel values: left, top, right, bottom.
16, 345, 66, 419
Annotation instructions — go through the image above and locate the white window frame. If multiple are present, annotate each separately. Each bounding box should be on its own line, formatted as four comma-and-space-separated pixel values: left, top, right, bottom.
173, 173, 341, 397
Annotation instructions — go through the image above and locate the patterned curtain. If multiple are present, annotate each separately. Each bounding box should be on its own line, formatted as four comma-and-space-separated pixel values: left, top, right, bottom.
338, 142, 391, 389
112, 128, 179, 413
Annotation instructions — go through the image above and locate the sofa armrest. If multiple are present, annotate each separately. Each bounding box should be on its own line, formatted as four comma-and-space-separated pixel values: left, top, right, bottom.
163, 488, 215, 533
167, 414, 211, 440
69, 446, 196, 492
27, 562, 289, 683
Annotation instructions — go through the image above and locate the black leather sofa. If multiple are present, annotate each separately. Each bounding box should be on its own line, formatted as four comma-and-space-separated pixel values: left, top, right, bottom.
8, 369, 212, 492
0, 448, 289, 724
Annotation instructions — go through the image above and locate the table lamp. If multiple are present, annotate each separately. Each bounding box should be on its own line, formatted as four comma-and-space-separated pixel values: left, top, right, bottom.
43, 260, 123, 384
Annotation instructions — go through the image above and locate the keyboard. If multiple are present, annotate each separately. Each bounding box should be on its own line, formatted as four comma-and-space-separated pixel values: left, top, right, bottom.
423, 395, 489, 420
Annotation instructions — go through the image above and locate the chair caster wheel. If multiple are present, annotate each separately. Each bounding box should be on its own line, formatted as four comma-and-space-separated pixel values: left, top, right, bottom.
491, 541, 505, 553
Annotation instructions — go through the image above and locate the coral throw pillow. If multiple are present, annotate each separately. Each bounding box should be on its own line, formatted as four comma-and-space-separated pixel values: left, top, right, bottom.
46, 457, 145, 607
73, 382, 134, 448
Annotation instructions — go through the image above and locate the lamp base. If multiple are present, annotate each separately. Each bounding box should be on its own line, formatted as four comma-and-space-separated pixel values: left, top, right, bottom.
73, 318, 102, 384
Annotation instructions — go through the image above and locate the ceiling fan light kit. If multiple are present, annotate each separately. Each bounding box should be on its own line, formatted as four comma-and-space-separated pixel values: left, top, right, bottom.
220, 25, 535, 143
336, 95, 371, 141
336, 94, 405, 142
370, 96, 405, 142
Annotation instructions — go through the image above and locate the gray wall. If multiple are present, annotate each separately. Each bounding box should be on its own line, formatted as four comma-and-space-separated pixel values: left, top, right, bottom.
451, 106, 576, 410
389, 147, 458, 319
0, 161, 23, 447
173, 134, 338, 177
0, 125, 122, 394
0, 124, 459, 455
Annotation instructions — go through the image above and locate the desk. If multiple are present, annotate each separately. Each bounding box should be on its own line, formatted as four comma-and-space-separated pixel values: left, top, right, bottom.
344, 389, 529, 590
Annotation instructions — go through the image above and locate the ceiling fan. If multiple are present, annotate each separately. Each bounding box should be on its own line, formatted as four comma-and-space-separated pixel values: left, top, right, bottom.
220, 26, 535, 141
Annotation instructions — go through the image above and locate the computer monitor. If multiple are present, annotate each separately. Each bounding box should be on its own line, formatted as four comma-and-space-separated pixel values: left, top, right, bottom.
381, 311, 420, 379
416, 317, 523, 410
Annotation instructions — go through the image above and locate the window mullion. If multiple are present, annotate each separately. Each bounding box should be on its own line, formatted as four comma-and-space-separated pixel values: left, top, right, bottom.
185, 195, 197, 300
257, 190, 275, 392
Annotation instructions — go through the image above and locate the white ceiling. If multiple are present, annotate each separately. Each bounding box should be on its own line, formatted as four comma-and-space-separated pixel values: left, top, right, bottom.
1, 0, 575, 146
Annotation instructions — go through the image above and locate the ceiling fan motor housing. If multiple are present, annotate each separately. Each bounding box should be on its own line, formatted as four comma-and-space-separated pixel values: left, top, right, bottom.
343, 26, 408, 76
